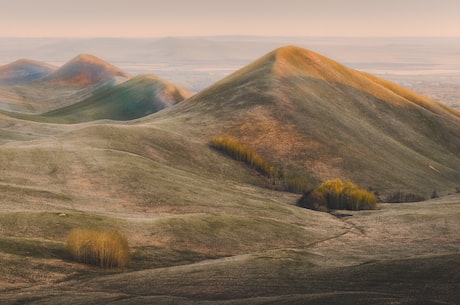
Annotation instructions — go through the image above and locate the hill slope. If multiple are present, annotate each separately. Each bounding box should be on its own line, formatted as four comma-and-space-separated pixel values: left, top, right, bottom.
1, 46, 460, 304
155, 45, 460, 196
0, 59, 57, 86
0, 54, 131, 113
42, 53, 131, 86
40, 74, 192, 123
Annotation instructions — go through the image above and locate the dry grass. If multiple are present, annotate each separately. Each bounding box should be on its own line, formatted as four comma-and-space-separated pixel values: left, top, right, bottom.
210, 136, 276, 177
66, 228, 130, 268
298, 179, 377, 211
1, 45, 460, 304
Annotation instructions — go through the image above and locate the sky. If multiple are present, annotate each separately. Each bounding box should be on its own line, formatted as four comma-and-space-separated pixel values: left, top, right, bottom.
0, 0, 459, 37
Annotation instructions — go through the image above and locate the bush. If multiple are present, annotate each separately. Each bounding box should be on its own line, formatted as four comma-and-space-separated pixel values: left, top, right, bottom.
385, 191, 426, 203
297, 179, 377, 211
66, 228, 130, 268
210, 136, 276, 177
210, 136, 312, 193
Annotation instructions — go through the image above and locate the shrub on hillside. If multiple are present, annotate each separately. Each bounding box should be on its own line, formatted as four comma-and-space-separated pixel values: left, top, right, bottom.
210, 136, 276, 177
210, 136, 312, 193
66, 228, 130, 268
297, 179, 377, 211
385, 191, 426, 203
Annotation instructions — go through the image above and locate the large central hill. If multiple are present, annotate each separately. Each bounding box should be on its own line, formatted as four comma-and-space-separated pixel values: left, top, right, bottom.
152, 45, 460, 196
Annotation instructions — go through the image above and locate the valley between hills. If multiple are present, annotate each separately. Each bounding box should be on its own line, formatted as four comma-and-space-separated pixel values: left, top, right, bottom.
0, 45, 459, 305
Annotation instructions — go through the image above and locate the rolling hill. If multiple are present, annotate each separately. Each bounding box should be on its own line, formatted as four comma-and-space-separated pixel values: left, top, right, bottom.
42, 53, 131, 86
0, 54, 131, 113
39, 74, 192, 123
0, 59, 57, 86
155, 45, 460, 197
1, 45, 459, 304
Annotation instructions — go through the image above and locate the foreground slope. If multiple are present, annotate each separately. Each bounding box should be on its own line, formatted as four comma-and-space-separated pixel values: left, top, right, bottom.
0, 59, 57, 86
39, 74, 192, 123
155, 45, 460, 196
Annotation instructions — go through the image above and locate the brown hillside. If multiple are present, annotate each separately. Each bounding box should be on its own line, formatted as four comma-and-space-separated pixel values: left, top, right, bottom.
0, 55, 130, 113
42, 54, 131, 86
0, 59, 57, 86
156, 45, 460, 196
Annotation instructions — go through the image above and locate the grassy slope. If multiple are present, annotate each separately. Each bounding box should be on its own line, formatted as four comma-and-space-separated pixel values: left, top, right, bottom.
39, 74, 192, 123
0, 59, 57, 86
1, 196, 458, 305
0, 54, 131, 114
1, 46, 460, 304
149, 45, 460, 196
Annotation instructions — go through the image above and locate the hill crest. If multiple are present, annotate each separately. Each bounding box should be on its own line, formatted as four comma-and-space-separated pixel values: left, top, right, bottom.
0, 59, 57, 86
160, 45, 460, 196
42, 54, 131, 86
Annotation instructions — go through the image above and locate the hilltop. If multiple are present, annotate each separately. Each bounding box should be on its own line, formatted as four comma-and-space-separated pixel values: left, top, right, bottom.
41, 74, 192, 123
42, 54, 131, 86
0, 54, 131, 113
155, 45, 460, 196
0, 59, 57, 86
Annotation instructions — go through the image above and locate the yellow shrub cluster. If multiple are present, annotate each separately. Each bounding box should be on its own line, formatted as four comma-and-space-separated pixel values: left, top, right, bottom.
66, 228, 130, 268
298, 179, 377, 211
210, 136, 311, 193
210, 136, 276, 177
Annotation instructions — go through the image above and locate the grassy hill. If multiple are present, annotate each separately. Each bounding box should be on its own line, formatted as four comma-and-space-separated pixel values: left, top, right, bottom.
0, 54, 131, 113
0, 59, 57, 86
153, 45, 460, 197
42, 54, 131, 86
37, 74, 192, 123
0, 45, 459, 304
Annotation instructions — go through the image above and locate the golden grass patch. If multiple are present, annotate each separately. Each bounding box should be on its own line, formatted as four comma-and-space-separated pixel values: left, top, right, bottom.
66, 228, 130, 268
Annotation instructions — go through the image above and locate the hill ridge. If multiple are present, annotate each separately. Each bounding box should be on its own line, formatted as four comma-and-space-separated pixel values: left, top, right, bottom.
39, 73, 191, 123
0, 59, 57, 86
155, 45, 460, 196
42, 53, 131, 86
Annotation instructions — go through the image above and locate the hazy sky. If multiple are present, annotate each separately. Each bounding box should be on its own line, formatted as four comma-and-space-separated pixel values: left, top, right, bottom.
0, 0, 458, 37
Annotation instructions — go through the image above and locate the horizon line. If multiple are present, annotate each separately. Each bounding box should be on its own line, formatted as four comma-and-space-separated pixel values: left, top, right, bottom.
1, 35, 460, 39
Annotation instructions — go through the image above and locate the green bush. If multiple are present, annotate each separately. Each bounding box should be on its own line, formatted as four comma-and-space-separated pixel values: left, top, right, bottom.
66, 228, 130, 268
297, 179, 377, 211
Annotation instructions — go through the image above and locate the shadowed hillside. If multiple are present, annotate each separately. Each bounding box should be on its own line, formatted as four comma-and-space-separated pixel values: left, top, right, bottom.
38, 74, 192, 123
0, 59, 57, 86
155, 45, 460, 196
